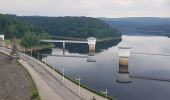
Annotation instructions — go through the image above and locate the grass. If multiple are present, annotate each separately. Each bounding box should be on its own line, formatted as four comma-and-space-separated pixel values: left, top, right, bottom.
0, 52, 3, 55
16, 61, 41, 100
30, 43, 54, 51
5, 39, 21, 45
32, 90, 39, 99
4, 39, 54, 51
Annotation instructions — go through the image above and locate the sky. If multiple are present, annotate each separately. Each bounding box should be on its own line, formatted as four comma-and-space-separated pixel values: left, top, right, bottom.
0, 0, 170, 18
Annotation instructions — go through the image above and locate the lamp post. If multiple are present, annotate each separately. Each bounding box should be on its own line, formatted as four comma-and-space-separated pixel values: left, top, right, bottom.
101, 89, 108, 100
37, 52, 40, 60
52, 63, 55, 71
75, 76, 81, 94
44, 56, 47, 64
3, 42, 5, 49
61, 68, 65, 82
31, 49, 32, 57
24, 47, 25, 54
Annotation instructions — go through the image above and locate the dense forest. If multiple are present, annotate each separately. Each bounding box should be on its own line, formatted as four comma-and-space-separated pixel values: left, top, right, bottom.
7, 15, 121, 38
0, 14, 121, 47
0, 14, 48, 39
0, 14, 49, 47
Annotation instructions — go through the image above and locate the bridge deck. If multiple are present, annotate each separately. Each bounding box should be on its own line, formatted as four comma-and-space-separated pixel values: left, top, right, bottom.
41, 54, 88, 58
40, 40, 88, 44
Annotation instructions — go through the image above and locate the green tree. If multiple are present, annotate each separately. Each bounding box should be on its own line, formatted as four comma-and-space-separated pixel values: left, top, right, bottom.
21, 32, 49, 48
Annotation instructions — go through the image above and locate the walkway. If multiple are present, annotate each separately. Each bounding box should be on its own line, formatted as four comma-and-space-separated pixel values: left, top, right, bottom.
0, 47, 106, 100
19, 55, 81, 100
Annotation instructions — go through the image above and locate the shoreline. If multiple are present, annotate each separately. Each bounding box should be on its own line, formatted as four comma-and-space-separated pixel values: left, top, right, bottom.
0, 48, 114, 100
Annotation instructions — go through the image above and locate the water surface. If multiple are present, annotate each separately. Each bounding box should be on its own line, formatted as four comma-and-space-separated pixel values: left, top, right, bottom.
37, 35, 170, 100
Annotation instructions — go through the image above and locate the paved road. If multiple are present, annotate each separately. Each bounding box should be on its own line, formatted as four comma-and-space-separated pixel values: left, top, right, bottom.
26, 57, 81, 100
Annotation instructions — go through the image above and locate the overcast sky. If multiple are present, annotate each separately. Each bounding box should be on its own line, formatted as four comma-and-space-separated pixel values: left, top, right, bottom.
0, 0, 170, 18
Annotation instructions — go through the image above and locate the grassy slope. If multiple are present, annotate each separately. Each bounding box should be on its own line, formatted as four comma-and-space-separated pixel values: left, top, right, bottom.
4, 39, 54, 51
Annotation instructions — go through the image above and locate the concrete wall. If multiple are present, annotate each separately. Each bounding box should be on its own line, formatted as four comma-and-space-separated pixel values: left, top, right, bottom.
0, 35, 4, 40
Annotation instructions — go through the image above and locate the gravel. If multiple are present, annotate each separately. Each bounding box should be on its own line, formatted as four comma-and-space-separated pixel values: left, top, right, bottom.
0, 53, 33, 100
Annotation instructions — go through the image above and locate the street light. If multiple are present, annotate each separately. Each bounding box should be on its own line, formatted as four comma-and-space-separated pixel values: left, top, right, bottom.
24, 47, 25, 54
44, 56, 47, 64
37, 52, 40, 60
75, 76, 81, 94
3, 42, 5, 49
52, 63, 55, 71
101, 89, 108, 100
31, 49, 32, 57
61, 68, 65, 82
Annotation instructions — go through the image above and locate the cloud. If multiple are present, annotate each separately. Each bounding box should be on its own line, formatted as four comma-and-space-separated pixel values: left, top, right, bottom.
0, 0, 169, 17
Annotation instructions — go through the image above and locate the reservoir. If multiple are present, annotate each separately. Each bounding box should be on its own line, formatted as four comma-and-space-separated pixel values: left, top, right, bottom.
36, 35, 170, 100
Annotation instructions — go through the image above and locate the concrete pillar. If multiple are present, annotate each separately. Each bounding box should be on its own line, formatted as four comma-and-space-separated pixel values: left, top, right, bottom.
63, 41, 65, 55
87, 37, 96, 62
0, 35, 5, 49
3, 42, 5, 49
0, 35, 4, 40
116, 46, 132, 83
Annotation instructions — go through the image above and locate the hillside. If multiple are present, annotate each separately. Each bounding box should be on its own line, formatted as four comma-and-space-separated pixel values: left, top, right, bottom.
8, 15, 121, 39
0, 14, 46, 39
100, 17, 170, 36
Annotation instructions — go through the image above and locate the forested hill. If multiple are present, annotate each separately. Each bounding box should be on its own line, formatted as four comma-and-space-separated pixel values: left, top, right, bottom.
100, 17, 170, 36
8, 15, 121, 38
0, 14, 47, 39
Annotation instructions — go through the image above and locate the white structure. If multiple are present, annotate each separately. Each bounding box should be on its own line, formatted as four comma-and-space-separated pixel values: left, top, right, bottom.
87, 37, 96, 48
0, 35, 4, 40
75, 77, 81, 94
116, 57, 131, 83
0, 35, 5, 49
87, 55, 96, 62
41, 37, 97, 58
118, 45, 132, 57
61, 68, 65, 82
87, 37, 96, 62
117, 73, 130, 83
101, 89, 108, 100
117, 44, 132, 83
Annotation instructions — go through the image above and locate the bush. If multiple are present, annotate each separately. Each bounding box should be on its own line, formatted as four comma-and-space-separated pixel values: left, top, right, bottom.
21, 32, 49, 48
32, 90, 39, 99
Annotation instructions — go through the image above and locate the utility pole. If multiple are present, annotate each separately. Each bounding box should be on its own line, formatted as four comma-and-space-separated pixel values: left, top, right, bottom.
101, 89, 108, 100
24, 47, 25, 54
63, 41, 65, 55
37, 52, 39, 60
3, 42, 5, 49
52, 63, 55, 71
75, 76, 81, 94
45, 57, 47, 64
62, 68, 65, 82
31, 49, 32, 57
